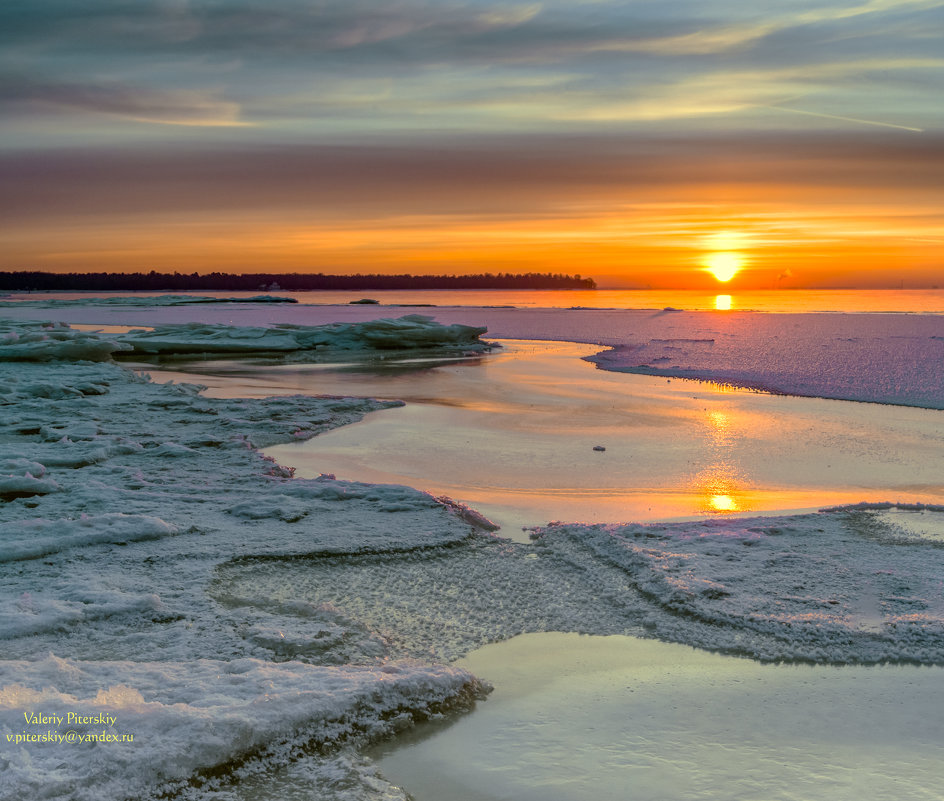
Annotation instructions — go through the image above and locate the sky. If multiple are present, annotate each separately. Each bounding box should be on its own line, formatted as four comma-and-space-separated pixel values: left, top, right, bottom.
1, 0, 942, 288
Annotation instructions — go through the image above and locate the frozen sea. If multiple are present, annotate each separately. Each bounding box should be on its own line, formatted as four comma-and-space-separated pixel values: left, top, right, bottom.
1, 290, 943, 801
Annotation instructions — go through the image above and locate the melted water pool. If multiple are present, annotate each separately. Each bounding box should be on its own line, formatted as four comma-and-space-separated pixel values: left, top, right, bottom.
147, 340, 944, 540
372, 633, 944, 801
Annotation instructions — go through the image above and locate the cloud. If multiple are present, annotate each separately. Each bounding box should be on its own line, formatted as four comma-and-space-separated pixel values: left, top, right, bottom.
546, 58, 944, 123
0, 75, 251, 127
1, 131, 941, 224
578, 0, 944, 55
1, 1, 941, 141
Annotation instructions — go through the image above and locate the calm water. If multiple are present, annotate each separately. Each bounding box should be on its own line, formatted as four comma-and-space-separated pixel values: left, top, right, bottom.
371, 634, 944, 801
148, 340, 944, 542
8, 288, 944, 313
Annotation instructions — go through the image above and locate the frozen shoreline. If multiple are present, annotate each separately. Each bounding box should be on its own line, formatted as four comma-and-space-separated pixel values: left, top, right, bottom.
3, 300, 943, 408
1, 311, 944, 800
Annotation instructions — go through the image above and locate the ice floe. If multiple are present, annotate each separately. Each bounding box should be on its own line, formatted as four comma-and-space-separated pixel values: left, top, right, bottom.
0, 316, 492, 363
115, 316, 490, 358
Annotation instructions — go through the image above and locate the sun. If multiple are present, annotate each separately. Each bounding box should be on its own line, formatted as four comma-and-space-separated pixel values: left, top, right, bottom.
703, 252, 742, 283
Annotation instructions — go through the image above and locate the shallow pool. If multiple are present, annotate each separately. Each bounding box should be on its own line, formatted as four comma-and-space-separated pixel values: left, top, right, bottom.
146, 339, 944, 540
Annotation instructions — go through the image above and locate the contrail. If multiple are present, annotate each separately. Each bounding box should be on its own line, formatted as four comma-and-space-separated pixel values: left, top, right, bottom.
763, 104, 923, 132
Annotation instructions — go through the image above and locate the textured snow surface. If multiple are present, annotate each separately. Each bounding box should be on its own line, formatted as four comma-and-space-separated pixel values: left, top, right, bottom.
2, 311, 943, 799
0, 317, 491, 362
0, 656, 479, 801
0, 332, 489, 800
0, 320, 130, 362
217, 507, 944, 666
116, 316, 490, 358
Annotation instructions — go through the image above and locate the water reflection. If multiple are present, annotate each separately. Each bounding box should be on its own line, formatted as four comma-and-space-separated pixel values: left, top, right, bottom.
714, 294, 733, 311
693, 465, 750, 514
144, 340, 944, 537
694, 408, 752, 514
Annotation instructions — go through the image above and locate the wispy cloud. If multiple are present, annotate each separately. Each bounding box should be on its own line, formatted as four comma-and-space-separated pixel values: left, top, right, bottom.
546, 58, 944, 124
0, 75, 252, 127
585, 0, 944, 55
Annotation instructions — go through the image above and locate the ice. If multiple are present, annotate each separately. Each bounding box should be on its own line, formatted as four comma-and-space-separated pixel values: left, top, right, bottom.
375, 633, 944, 801
1, 306, 943, 798
0, 316, 491, 363
7, 294, 298, 306
0, 321, 130, 362
218, 507, 944, 665
0, 514, 178, 563
116, 316, 491, 358
0, 655, 482, 801
0, 333, 490, 798
2, 303, 942, 406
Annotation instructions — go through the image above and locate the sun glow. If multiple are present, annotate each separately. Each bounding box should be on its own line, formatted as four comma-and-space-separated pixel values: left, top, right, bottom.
704, 252, 743, 282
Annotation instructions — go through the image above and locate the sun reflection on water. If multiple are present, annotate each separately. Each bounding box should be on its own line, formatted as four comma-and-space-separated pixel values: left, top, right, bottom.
715, 294, 732, 311
708, 493, 740, 512
693, 407, 753, 514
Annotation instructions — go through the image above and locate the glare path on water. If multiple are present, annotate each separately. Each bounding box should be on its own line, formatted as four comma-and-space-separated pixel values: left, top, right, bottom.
144, 340, 944, 541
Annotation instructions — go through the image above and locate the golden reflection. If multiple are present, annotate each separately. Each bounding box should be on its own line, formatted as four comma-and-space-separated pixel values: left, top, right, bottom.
694, 466, 749, 514
709, 494, 740, 512
694, 407, 750, 514
714, 294, 732, 310
706, 410, 732, 446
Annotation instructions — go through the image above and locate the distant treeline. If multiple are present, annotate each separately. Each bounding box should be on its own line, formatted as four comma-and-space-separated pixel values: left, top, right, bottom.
1, 271, 596, 292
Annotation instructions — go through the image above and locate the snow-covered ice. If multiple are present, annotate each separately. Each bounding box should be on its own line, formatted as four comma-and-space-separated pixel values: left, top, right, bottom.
0, 317, 493, 800
3, 299, 942, 407
1, 305, 943, 800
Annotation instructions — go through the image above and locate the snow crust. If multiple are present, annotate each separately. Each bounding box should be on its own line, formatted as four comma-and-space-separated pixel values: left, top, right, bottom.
2, 309, 943, 799
0, 321, 130, 362
0, 320, 491, 800
218, 506, 944, 667
116, 316, 489, 358
0, 656, 478, 801
0, 316, 491, 362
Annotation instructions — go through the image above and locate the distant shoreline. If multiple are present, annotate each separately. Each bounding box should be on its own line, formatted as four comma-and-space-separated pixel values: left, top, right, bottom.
0, 271, 597, 292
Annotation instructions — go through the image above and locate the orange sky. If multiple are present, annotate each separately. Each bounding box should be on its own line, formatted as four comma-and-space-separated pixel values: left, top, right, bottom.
2, 1, 942, 288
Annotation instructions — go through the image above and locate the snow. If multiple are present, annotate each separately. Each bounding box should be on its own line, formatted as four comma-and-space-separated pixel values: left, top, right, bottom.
2, 301, 942, 406
115, 316, 491, 358
0, 316, 492, 362
0, 655, 481, 801
0, 321, 130, 362
1, 308, 943, 798
219, 506, 944, 666
0, 317, 494, 799
0, 514, 177, 563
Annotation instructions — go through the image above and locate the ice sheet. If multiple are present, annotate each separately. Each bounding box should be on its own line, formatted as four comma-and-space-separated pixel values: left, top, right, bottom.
3, 301, 942, 407
0, 319, 496, 800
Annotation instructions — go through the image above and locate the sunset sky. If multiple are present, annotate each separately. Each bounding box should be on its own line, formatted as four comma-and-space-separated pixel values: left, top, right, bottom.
2, 0, 942, 288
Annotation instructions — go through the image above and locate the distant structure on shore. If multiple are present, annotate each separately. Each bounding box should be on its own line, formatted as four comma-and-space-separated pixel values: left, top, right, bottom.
0, 271, 596, 292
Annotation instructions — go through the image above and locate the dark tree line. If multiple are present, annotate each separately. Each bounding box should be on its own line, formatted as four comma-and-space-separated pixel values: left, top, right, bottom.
1, 271, 597, 292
